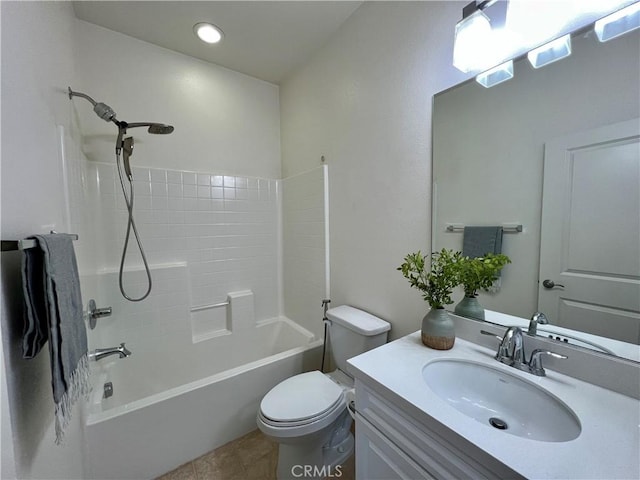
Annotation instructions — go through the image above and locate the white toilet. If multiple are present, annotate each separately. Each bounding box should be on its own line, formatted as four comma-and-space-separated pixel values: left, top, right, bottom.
257, 305, 390, 479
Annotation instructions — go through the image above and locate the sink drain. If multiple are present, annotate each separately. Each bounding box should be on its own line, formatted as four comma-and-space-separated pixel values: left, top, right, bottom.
489, 417, 508, 430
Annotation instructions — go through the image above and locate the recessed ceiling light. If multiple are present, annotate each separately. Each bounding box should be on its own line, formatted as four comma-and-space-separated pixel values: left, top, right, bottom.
194, 23, 223, 44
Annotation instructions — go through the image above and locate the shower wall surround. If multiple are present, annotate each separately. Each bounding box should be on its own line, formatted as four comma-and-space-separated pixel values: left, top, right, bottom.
90, 162, 280, 347
283, 167, 328, 339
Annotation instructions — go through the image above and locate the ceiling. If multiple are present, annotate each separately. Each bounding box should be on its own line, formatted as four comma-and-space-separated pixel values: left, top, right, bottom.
73, 1, 363, 85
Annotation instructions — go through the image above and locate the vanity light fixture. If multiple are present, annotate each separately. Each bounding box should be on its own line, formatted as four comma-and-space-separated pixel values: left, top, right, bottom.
453, 9, 494, 73
476, 60, 514, 88
594, 1, 640, 42
527, 34, 572, 69
194, 22, 224, 44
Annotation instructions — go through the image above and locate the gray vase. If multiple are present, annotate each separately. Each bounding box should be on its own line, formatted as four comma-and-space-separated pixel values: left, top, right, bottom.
421, 308, 455, 350
454, 295, 485, 320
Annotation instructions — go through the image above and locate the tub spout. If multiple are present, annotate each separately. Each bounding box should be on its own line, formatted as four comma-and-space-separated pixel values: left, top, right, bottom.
89, 343, 132, 361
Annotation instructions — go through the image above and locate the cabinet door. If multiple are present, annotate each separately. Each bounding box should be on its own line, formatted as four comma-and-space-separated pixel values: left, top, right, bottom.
356, 414, 435, 480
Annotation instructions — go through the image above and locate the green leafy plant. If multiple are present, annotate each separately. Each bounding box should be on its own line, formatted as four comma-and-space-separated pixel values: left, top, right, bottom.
397, 249, 463, 309
457, 253, 511, 297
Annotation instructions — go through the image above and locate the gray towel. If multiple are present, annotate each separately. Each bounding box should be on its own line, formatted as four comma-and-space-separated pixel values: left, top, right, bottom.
462, 226, 503, 259
21, 234, 90, 444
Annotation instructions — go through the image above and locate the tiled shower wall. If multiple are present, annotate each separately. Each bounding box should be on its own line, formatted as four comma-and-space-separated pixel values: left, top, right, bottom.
282, 166, 328, 339
88, 162, 280, 344
65, 146, 328, 355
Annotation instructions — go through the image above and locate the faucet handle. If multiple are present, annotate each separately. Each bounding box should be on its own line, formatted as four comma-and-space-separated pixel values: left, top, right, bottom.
480, 330, 502, 342
528, 349, 567, 376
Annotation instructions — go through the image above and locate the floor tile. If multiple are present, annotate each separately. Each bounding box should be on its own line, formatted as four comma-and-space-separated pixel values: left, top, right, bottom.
157, 428, 356, 480
192, 445, 247, 480
156, 462, 196, 480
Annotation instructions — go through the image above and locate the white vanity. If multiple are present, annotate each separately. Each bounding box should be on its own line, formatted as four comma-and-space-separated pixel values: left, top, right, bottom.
348, 324, 640, 479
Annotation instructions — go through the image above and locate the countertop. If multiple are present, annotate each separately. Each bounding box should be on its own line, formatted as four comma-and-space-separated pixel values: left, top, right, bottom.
348, 332, 640, 480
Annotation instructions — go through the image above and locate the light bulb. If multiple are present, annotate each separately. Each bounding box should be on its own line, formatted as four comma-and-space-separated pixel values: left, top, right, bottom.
194, 23, 223, 44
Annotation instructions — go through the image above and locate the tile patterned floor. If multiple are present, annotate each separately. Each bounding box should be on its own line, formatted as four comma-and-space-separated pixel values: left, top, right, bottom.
156, 429, 355, 480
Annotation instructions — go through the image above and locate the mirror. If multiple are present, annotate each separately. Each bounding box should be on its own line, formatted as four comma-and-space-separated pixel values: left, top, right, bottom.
432, 27, 639, 362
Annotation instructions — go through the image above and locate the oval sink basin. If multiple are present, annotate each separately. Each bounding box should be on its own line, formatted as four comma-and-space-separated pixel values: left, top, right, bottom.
422, 359, 581, 442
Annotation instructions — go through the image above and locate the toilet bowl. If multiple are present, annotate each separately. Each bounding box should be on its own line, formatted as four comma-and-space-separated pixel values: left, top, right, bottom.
257, 305, 390, 480
258, 371, 354, 479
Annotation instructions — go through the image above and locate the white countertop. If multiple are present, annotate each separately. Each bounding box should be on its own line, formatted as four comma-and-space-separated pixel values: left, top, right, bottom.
348, 332, 640, 480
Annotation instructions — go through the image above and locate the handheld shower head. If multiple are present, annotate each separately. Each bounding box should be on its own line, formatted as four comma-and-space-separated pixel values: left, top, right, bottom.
122, 137, 134, 180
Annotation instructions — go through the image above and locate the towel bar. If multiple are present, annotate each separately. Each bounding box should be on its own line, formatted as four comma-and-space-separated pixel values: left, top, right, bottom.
1, 233, 79, 252
446, 224, 522, 233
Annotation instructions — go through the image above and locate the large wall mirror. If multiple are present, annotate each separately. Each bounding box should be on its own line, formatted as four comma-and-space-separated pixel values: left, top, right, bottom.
432, 27, 639, 362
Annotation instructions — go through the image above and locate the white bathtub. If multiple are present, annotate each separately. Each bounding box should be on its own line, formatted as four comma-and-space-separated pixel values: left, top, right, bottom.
84, 317, 321, 480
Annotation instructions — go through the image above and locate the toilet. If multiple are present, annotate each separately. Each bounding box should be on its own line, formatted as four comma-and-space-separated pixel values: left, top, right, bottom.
257, 305, 390, 479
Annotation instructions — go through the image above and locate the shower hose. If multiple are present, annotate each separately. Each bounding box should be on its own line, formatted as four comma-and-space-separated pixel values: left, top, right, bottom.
115, 152, 152, 301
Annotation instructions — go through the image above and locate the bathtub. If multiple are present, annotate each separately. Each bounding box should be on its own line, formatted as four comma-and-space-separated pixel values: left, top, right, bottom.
84, 316, 321, 480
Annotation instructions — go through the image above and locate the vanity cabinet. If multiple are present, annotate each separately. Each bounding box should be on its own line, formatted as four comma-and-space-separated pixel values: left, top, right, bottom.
355, 382, 521, 480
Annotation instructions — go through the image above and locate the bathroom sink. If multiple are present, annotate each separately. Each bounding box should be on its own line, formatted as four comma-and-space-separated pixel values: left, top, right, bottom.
422, 359, 581, 442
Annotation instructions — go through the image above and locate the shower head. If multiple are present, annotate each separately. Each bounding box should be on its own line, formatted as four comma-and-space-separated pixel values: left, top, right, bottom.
68, 87, 175, 156
149, 124, 174, 135
127, 122, 175, 135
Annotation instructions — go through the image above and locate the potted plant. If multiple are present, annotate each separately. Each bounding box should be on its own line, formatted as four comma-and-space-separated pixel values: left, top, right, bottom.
454, 253, 511, 320
398, 249, 462, 350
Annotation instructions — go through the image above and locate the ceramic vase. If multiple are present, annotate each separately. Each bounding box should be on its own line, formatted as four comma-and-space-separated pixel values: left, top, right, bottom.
454, 295, 485, 320
421, 308, 455, 350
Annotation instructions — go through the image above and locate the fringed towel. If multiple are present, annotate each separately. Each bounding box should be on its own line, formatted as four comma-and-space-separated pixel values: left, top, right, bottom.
21, 233, 91, 444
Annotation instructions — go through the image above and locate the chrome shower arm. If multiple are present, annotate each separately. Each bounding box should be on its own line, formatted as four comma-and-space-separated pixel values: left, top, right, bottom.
68, 87, 97, 106
68, 86, 118, 123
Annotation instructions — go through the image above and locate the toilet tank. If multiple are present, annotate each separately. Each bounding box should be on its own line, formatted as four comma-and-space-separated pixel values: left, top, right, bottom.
326, 305, 391, 374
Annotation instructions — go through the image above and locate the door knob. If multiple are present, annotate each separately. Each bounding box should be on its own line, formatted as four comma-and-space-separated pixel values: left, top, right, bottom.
542, 279, 565, 289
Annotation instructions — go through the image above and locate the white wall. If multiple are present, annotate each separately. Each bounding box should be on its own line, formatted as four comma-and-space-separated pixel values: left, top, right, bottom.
433, 30, 640, 319
280, 2, 470, 340
73, 19, 281, 179
1, 2, 86, 478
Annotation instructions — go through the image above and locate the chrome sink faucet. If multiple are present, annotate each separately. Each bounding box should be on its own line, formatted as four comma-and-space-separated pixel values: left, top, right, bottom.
89, 342, 132, 361
528, 311, 549, 336
481, 327, 567, 376
484, 327, 527, 370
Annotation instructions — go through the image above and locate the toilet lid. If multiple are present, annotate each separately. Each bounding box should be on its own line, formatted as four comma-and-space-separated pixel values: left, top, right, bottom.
260, 371, 344, 423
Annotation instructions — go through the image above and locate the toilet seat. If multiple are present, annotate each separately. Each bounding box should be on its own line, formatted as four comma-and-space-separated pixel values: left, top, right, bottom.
260, 371, 344, 422
258, 371, 347, 438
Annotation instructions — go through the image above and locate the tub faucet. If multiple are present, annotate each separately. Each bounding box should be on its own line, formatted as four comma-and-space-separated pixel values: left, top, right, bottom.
528, 311, 549, 336
89, 343, 132, 361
